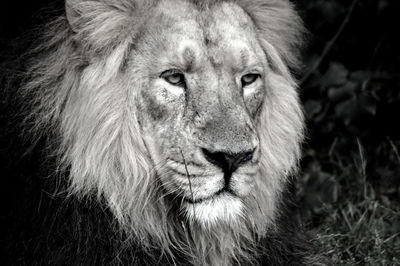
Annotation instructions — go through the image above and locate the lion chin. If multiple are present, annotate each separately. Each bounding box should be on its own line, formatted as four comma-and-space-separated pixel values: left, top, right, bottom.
184, 193, 244, 226
0, 0, 326, 265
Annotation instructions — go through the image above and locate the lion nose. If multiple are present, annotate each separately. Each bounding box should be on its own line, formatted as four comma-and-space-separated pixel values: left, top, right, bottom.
201, 148, 255, 174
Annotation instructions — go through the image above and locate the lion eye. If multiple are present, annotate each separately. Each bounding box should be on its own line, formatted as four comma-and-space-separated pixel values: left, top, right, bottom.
241, 73, 260, 87
161, 70, 186, 87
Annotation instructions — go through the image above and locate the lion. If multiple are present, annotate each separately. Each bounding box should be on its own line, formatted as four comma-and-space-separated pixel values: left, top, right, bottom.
0, 0, 323, 265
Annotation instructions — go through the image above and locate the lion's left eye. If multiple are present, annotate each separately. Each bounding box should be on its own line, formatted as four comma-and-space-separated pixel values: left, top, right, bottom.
241, 74, 260, 87
161, 70, 186, 87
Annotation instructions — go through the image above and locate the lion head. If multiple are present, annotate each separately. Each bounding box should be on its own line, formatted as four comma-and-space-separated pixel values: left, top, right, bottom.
24, 0, 304, 264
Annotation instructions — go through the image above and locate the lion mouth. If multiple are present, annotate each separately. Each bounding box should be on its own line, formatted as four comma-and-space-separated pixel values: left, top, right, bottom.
185, 188, 238, 204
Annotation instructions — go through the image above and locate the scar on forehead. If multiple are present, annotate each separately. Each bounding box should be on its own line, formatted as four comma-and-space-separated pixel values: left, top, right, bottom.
204, 36, 211, 46
181, 45, 199, 72
183, 47, 195, 66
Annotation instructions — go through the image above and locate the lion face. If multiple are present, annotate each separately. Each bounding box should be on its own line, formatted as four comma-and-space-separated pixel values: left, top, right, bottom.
59, 1, 304, 260
132, 1, 266, 224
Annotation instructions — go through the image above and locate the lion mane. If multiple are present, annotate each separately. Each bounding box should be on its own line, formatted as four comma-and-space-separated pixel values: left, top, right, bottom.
0, 0, 324, 265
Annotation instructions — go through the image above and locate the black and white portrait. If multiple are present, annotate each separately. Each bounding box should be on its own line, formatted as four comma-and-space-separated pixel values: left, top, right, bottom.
0, 0, 398, 265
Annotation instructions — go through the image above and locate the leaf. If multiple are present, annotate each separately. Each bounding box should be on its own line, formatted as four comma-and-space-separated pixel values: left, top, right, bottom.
304, 171, 340, 214
304, 100, 323, 119
334, 97, 357, 125
358, 95, 377, 116
328, 81, 358, 103
321, 62, 349, 89
349, 71, 371, 82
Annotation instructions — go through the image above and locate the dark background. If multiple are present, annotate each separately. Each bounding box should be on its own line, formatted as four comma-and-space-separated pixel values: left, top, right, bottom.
1, 0, 399, 264
294, 1, 400, 264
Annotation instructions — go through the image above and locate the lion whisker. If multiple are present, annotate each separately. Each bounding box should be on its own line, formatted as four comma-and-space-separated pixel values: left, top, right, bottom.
179, 149, 196, 220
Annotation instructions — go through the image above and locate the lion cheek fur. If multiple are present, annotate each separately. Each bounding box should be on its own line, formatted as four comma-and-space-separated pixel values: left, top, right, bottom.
0, 0, 326, 265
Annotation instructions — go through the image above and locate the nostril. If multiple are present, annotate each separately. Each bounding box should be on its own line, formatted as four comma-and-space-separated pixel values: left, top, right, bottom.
202, 148, 226, 169
238, 150, 254, 164
201, 148, 255, 173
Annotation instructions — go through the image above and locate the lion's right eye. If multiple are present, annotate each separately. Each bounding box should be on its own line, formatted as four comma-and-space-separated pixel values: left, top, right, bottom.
241, 73, 260, 87
161, 70, 186, 87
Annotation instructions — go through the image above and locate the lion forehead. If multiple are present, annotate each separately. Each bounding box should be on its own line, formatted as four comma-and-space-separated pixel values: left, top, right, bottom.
209, 2, 255, 39
143, 1, 260, 71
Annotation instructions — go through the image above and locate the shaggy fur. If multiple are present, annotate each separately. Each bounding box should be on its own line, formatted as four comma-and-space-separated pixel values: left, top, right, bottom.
0, 0, 325, 265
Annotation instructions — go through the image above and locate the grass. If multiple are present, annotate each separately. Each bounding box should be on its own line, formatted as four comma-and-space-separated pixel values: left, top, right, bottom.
300, 139, 400, 265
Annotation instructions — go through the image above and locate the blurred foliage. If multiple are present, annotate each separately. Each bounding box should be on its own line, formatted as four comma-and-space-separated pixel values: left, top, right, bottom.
294, 0, 400, 264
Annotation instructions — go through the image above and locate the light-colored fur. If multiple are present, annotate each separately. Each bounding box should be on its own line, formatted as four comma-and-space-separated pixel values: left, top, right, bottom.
21, 0, 304, 265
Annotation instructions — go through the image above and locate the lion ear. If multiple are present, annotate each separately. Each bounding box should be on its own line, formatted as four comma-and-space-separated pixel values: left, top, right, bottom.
65, 0, 83, 31
238, 0, 305, 72
64, 0, 136, 51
